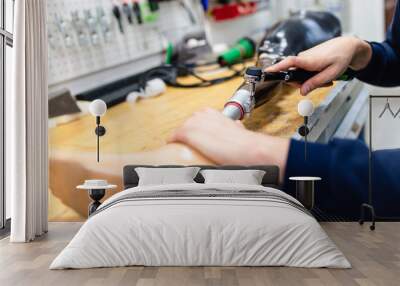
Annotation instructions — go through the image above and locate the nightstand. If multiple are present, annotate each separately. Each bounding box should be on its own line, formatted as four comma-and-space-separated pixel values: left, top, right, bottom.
77, 180, 117, 216
289, 177, 321, 210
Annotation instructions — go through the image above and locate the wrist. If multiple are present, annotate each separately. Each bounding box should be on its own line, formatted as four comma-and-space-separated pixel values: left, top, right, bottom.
349, 37, 372, 71
251, 133, 290, 183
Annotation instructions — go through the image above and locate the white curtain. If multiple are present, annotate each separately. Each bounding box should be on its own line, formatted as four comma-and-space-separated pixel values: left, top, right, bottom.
8, 0, 48, 242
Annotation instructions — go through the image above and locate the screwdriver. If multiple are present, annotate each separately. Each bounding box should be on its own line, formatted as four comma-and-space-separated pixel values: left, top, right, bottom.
112, 5, 124, 33
123, 1, 133, 24
132, 0, 143, 24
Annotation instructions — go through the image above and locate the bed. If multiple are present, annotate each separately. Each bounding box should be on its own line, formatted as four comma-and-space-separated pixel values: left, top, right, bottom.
50, 165, 350, 269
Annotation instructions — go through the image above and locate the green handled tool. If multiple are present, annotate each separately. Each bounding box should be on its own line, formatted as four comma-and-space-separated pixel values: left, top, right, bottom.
218, 38, 256, 66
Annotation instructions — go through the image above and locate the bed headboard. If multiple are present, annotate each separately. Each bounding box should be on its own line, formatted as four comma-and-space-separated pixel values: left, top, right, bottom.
123, 165, 281, 189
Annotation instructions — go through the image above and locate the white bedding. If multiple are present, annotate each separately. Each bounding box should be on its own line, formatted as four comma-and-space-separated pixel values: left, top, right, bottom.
50, 183, 350, 269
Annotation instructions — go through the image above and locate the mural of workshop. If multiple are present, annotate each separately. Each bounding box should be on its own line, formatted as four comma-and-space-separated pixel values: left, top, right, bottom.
47, 1, 348, 221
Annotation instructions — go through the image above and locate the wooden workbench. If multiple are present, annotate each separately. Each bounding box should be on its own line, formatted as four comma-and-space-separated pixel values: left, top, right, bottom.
49, 67, 335, 221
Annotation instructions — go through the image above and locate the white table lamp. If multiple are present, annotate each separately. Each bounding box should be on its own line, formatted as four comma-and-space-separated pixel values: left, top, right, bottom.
89, 99, 107, 162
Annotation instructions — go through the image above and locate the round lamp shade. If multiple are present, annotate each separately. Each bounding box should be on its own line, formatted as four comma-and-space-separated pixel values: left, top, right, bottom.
298, 99, 314, 117
89, 99, 107, 117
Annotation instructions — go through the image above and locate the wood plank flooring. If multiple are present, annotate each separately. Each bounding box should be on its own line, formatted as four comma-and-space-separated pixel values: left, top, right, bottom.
1, 222, 400, 286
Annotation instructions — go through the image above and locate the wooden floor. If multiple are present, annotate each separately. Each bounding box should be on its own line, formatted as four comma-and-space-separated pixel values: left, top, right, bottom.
1, 223, 400, 286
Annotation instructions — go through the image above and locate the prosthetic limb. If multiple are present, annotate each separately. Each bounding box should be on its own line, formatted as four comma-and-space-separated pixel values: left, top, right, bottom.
223, 11, 342, 121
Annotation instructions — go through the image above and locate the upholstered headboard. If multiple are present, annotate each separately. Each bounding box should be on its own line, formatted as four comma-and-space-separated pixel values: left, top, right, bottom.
123, 165, 281, 189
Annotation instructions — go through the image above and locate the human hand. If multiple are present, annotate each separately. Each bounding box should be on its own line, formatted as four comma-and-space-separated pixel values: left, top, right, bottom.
265, 36, 372, 95
169, 108, 290, 181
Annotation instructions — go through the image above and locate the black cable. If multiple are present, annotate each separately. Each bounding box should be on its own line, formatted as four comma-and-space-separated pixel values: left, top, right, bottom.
138, 63, 245, 90
112, 5, 124, 33
171, 65, 243, 88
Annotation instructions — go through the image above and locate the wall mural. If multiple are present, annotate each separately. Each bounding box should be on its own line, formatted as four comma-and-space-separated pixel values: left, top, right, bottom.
48, 1, 338, 221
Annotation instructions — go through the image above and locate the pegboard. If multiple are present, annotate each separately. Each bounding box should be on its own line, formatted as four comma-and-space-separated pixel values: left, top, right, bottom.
47, 0, 202, 86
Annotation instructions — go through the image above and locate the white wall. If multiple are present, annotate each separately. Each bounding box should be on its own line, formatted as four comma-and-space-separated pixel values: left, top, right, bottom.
272, 0, 348, 25
347, 0, 385, 41
5, 0, 14, 220
5, 0, 14, 32
204, 8, 276, 47
48, 53, 164, 95
5, 46, 12, 220
367, 87, 400, 150
349, 0, 394, 149
271, 0, 385, 41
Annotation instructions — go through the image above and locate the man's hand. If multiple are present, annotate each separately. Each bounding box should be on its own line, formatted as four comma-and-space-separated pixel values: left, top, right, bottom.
266, 36, 372, 95
169, 108, 290, 181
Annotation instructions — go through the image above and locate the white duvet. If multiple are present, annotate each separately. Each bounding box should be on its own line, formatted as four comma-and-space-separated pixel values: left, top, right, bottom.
50, 183, 350, 269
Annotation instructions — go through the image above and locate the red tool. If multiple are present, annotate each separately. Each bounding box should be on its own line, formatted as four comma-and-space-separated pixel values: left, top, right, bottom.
211, 2, 257, 21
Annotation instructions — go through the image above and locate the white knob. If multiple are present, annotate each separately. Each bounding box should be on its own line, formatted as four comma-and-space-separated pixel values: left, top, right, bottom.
89, 99, 107, 117
144, 78, 166, 97
298, 99, 314, 117
126, 91, 142, 103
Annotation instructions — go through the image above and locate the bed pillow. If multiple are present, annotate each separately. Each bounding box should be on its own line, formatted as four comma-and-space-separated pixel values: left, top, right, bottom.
135, 167, 200, 186
200, 169, 266, 185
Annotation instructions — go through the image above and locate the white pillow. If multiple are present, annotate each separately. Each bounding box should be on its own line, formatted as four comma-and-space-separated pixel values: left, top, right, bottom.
135, 167, 200, 186
200, 169, 266, 185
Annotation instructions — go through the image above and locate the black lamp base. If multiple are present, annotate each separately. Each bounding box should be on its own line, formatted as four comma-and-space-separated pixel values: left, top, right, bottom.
295, 181, 315, 210
359, 203, 376, 231
88, 189, 106, 216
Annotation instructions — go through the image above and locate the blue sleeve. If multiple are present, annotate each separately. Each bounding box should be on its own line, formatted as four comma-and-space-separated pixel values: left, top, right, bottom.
284, 139, 400, 218
356, 1, 400, 86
